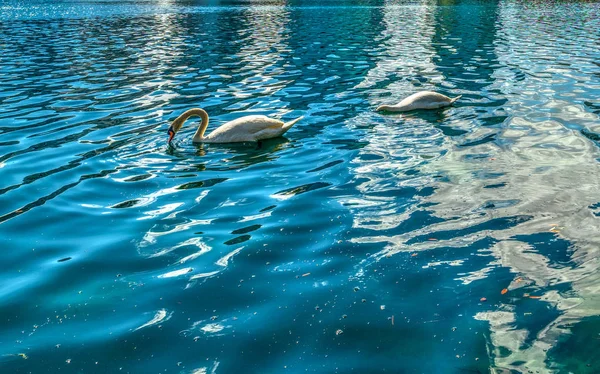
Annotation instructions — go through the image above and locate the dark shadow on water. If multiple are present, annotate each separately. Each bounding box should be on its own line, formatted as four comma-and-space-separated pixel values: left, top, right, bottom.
194, 136, 290, 153
307, 159, 343, 173
224, 234, 251, 246
176, 177, 228, 190
377, 107, 455, 118
547, 315, 600, 373
231, 224, 261, 235
273, 181, 331, 197
458, 133, 497, 148
110, 198, 143, 209
166, 137, 293, 171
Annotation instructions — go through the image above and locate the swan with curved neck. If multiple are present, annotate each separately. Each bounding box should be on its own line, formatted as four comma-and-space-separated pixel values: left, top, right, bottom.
376, 91, 461, 112
167, 108, 303, 144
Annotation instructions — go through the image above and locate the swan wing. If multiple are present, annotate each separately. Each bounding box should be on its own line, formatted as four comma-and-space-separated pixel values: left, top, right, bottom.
204, 115, 285, 143
398, 91, 451, 106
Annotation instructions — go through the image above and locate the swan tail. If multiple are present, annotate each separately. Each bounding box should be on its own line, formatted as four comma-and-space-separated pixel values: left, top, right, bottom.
450, 95, 462, 104
282, 116, 304, 132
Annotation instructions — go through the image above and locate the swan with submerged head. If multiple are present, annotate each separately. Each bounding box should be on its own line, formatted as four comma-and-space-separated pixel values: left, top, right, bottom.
167, 108, 303, 144
376, 91, 461, 112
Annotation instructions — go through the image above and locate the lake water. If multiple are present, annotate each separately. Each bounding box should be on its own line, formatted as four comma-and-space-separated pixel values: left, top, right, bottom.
1, 0, 600, 373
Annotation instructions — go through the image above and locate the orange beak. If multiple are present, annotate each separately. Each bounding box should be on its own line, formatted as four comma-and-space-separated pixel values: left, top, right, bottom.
167, 126, 175, 143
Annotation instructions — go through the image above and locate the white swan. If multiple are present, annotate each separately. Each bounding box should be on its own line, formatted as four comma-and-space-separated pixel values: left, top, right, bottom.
376, 91, 461, 112
167, 108, 303, 144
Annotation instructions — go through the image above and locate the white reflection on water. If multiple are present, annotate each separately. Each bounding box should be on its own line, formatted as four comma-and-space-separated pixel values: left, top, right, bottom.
190, 361, 220, 374
178, 238, 212, 262
360, 118, 600, 372
158, 267, 193, 278
138, 218, 213, 248
218, 4, 293, 117
182, 318, 233, 337
340, 1, 449, 232
355, 2, 442, 95
135, 308, 172, 331
374, 90, 599, 373
215, 246, 244, 267
346, 1, 600, 372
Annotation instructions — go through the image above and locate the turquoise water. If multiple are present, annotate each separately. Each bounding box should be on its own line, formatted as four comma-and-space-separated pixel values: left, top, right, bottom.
1, 0, 600, 372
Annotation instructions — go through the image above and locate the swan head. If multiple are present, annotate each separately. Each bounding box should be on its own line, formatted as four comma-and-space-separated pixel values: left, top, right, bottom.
167, 125, 175, 143
167, 119, 184, 143
376, 104, 392, 112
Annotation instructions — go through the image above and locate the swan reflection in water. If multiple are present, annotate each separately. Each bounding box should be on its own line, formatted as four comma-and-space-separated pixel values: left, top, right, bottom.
166, 133, 294, 171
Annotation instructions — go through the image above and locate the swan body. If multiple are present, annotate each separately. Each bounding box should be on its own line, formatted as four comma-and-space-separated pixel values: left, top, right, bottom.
376, 91, 461, 112
168, 108, 303, 144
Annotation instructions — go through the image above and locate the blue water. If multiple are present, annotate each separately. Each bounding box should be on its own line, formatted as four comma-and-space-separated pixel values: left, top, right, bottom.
1, 0, 600, 372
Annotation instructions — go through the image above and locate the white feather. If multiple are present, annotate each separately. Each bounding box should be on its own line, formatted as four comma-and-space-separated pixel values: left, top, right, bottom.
377, 91, 461, 112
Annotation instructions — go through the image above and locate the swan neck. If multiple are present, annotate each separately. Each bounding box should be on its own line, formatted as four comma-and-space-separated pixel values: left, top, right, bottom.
377, 105, 395, 111
172, 108, 209, 141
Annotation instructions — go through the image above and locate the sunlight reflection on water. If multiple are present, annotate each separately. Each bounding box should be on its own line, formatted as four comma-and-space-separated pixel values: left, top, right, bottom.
1, 0, 600, 373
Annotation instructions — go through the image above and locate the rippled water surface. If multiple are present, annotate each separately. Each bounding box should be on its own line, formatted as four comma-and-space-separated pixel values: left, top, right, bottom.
2, 0, 600, 372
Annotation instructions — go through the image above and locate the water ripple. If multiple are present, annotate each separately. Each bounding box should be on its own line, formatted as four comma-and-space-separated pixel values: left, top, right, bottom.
1, 1, 600, 373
